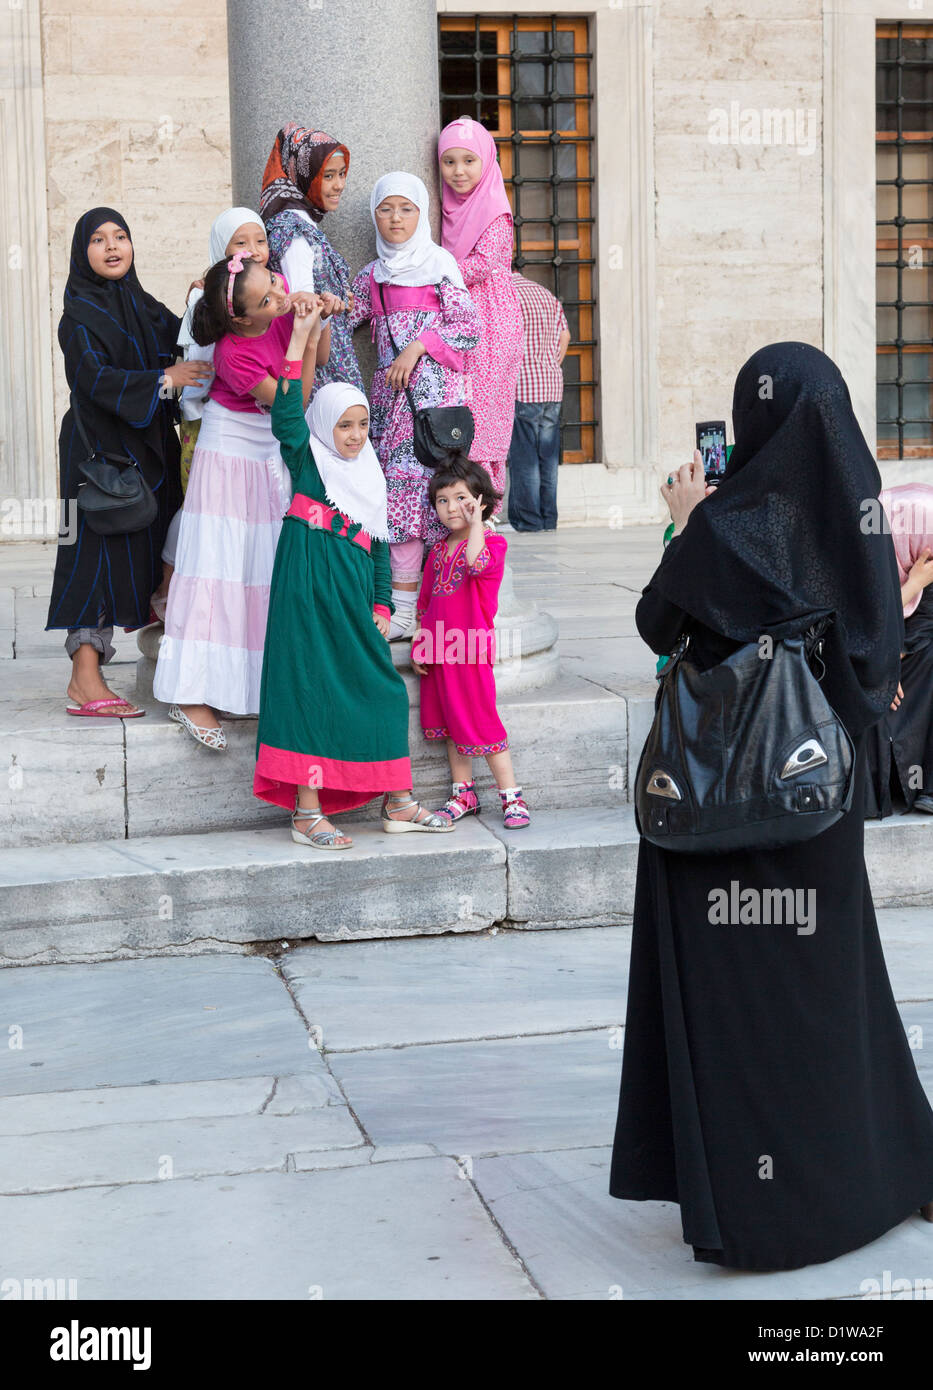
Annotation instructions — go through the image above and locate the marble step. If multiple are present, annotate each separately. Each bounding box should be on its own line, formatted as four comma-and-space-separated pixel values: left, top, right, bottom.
0, 662, 632, 848
0, 807, 930, 966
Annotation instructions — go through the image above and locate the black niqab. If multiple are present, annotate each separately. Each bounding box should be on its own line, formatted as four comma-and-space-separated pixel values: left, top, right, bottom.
651, 342, 903, 737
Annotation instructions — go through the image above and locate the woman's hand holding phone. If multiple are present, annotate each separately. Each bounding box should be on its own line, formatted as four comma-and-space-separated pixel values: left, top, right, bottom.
661, 451, 709, 536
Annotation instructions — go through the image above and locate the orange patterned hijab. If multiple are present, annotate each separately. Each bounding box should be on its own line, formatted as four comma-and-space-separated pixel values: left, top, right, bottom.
260, 123, 350, 224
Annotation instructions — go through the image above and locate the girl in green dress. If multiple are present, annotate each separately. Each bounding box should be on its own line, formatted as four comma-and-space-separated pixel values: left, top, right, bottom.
253, 310, 453, 848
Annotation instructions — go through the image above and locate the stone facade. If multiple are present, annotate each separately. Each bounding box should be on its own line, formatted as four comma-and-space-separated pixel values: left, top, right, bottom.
2, 0, 923, 535
39, 0, 233, 435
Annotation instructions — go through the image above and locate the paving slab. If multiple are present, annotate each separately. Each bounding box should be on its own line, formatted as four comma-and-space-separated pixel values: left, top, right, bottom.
0, 1107, 364, 1194
481, 807, 638, 928
0, 955, 318, 1094
471, 1147, 933, 1301
328, 1029, 622, 1158
281, 924, 632, 1050
0, 819, 507, 963
0, 1072, 342, 1137
0, 1161, 539, 1300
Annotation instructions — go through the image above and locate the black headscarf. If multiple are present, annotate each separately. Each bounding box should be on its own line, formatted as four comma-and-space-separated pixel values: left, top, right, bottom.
651, 342, 904, 736
59, 207, 175, 373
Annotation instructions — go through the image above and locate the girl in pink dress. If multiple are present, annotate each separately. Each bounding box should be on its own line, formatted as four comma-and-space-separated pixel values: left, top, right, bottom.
348, 172, 481, 641
438, 117, 525, 500
411, 456, 530, 829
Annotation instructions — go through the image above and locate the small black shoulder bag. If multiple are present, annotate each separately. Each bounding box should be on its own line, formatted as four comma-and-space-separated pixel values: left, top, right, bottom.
377, 280, 474, 469
633, 617, 856, 854
71, 391, 158, 536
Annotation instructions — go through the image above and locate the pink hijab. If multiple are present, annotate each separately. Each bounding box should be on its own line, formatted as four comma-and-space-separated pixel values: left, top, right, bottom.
880, 482, 933, 616
438, 116, 513, 263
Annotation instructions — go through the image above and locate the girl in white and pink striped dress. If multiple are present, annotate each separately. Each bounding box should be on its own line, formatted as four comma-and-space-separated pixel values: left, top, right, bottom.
154, 253, 334, 746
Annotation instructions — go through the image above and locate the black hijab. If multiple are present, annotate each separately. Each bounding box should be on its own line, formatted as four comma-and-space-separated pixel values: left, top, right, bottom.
651, 342, 904, 736
59, 207, 175, 373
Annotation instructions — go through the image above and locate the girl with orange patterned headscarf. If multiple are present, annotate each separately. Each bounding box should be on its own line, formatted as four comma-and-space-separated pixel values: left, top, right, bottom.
261, 123, 363, 391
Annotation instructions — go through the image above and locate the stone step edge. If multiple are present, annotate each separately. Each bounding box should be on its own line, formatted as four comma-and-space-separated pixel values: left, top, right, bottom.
0, 808, 931, 969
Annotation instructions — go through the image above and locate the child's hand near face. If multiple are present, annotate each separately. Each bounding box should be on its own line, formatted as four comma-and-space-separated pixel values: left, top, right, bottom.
289, 291, 318, 318
460, 494, 484, 529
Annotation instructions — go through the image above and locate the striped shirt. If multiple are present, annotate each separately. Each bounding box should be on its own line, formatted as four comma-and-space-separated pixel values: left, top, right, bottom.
512, 272, 570, 403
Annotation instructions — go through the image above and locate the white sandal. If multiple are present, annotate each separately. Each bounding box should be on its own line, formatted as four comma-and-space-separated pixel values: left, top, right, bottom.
291, 802, 352, 850
381, 794, 454, 833
168, 704, 227, 751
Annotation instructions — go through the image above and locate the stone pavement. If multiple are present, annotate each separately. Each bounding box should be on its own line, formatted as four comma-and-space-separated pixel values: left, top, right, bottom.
1, 528, 932, 1299
1, 922, 931, 1300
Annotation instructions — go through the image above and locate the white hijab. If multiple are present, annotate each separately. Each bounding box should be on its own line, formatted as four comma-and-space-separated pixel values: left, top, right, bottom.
177, 207, 265, 348
370, 173, 465, 289
307, 383, 390, 542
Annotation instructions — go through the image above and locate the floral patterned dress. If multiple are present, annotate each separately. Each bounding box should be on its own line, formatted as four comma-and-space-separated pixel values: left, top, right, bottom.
457, 212, 524, 491
266, 209, 364, 393
348, 266, 480, 544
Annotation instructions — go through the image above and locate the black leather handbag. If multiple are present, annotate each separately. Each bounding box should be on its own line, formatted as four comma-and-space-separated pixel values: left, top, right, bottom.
634, 619, 856, 854
377, 281, 474, 468
72, 391, 158, 536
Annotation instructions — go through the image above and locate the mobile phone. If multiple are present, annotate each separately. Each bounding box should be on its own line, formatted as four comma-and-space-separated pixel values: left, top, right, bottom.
695, 420, 727, 484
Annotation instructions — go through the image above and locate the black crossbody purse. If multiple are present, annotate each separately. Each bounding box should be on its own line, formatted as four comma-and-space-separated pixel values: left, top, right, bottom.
634, 617, 856, 854
71, 391, 158, 536
377, 280, 474, 469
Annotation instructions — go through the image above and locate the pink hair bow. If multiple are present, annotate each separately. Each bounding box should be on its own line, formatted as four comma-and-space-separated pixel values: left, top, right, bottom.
226, 251, 248, 316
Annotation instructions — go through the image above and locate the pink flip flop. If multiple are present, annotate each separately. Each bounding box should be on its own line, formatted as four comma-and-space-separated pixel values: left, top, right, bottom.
66, 698, 145, 719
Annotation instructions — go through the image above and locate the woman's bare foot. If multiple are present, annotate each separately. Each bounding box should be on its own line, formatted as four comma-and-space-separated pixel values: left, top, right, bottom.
67, 649, 142, 715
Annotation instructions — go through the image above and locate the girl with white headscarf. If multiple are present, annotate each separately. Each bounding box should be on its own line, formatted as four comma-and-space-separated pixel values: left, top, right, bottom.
254, 362, 453, 845
347, 173, 481, 639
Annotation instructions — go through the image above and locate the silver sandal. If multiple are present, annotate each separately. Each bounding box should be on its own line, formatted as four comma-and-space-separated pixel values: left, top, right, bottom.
291, 802, 352, 850
381, 794, 454, 834
168, 704, 227, 751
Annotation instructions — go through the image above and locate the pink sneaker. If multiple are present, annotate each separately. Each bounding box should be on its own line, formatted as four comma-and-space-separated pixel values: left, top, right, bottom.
499, 787, 530, 829
437, 779, 480, 823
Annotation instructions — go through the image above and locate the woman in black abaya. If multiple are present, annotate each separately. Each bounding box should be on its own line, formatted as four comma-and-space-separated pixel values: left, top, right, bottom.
610, 342, 933, 1271
46, 208, 210, 716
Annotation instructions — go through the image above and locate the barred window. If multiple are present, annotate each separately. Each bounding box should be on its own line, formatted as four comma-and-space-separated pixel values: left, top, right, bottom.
439, 15, 597, 463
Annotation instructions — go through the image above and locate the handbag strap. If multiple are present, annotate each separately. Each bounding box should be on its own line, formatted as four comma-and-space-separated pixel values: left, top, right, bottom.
376, 279, 420, 424
69, 391, 133, 467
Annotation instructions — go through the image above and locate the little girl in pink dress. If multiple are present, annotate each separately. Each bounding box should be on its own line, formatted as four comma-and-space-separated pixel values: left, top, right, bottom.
411, 456, 529, 829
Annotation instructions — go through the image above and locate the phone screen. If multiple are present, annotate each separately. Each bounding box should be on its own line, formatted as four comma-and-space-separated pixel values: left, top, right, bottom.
696, 422, 727, 482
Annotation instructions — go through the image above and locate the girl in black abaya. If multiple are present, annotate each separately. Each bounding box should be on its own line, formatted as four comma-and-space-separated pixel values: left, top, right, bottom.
610, 342, 933, 1272
45, 209, 211, 717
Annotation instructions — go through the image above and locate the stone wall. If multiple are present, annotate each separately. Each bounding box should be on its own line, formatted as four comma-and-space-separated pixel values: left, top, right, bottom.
652, 0, 824, 473
40, 0, 232, 425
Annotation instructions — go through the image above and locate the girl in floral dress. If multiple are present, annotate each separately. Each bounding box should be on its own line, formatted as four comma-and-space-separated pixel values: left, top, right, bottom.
438, 117, 524, 501
348, 172, 481, 640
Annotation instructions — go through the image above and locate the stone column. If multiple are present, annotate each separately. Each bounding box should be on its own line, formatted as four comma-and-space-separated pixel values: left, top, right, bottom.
226, 0, 442, 279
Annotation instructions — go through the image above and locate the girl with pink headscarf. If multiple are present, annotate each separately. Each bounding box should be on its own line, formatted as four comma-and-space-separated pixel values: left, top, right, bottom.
865, 482, 933, 816
438, 118, 524, 503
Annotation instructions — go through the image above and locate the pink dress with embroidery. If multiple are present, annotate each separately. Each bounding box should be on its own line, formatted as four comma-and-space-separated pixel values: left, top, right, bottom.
458, 213, 524, 491
414, 530, 508, 756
